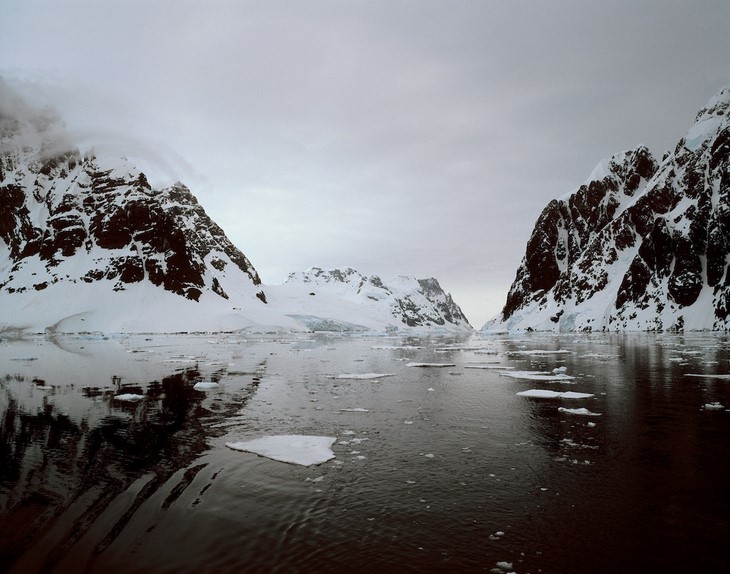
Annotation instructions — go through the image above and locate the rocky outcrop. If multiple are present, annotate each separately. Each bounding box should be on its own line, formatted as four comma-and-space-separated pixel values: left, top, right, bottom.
494, 85, 730, 331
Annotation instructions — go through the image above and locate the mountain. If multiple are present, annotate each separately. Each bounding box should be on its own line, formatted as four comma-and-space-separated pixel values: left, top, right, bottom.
489, 85, 730, 332
0, 95, 276, 333
265, 267, 471, 332
0, 85, 471, 334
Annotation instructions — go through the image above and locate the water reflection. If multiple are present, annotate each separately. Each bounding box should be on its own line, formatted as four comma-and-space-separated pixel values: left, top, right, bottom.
0, 336, 263, 572
1, 332, 729, 573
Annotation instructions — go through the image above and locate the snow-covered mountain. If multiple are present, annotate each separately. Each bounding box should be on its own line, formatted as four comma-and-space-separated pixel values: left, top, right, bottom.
265, 267, 471, 332
489, 85, 730, 332
0, 86, 471, 334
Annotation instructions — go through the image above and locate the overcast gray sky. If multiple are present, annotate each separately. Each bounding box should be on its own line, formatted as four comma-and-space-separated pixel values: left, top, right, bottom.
2, 1, 729, 326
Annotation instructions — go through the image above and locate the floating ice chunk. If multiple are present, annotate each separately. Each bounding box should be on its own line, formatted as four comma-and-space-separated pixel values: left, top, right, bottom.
499, 370, 575, 382
685, 374, 730, 380
336, 373, 395, 379
406, 362, 456, 368
558, 407, 602, 416
489, 530, 506, 540
508, 349, 572, 356
114, 393, 144, 401
427, 387, 436, 392
559, 391, 595, 399
340, 407, 369, 412
703, 402, 726, 410
553, 366, 568, 373
371, 345, 423, 350
193, 381, 220, 390
495, 561, 513, 571
225, 435, 336, 466
516, 389, 594, 399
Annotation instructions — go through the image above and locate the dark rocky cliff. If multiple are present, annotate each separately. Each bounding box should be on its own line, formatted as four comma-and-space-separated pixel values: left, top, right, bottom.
495, 86, 730, 331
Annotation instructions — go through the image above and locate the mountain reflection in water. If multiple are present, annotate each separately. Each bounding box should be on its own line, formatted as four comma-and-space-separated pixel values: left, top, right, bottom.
0, 332, 729, 573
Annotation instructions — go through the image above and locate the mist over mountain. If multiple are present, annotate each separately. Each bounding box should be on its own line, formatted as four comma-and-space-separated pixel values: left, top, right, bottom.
0, 82, 471, 334
489, 85, 730, 332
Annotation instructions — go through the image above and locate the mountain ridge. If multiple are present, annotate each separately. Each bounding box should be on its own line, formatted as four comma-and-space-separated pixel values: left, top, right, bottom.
0, 85, 472, 334
488, 85, 730, 332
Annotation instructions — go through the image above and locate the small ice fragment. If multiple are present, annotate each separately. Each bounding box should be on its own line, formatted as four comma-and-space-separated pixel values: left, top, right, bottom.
406, 362, 456, 368
587, 422, 597, 427
404, 420, 414, 425
340, 408, 369, 412
703, 402, 725, 410
558, 407, 602, 416
193, 381, 220, 390
495, 561, 513, 570
114, 393, 144, 402
553, 366, 568, 373
427, 387, 436, 392
336, 373, 395, 380
500, 370, 575, 382
516, 389, 594, 399
424, 453, 435, 458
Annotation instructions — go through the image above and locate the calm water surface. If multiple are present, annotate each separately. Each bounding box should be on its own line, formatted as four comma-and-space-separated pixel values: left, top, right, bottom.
1, 332, 729, 573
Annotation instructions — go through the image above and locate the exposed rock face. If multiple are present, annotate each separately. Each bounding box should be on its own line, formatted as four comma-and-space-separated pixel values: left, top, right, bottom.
495, 85, 730, 331
0, 106, 266, 306
284, 267, 471, 330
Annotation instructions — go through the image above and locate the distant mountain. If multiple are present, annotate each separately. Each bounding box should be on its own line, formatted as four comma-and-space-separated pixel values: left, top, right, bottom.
0, 86, 471, 334
489, 85, 730, 331
267, 267, 471, 332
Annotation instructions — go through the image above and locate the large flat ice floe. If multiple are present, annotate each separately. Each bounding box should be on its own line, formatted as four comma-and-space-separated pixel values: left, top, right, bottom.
499, 370, 575, 382
225, 435, 336, 466
516, 389, 594, 399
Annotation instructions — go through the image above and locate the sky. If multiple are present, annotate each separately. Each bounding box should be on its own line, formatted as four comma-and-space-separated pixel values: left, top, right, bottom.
2, 1, 729, 327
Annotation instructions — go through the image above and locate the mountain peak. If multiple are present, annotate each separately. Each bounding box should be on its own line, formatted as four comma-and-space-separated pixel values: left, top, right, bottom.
493, 84, 730, 332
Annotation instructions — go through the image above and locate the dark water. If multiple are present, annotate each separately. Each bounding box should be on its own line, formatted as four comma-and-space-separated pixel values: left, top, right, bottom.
1, 332, 729, 573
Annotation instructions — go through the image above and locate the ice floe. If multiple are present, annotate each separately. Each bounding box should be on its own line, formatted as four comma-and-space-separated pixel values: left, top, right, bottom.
114, 393, 145, 401
703, 402, 726, 410
371, 345, 423, 350
340, 407, 370, 412
507, 349, 572, 356
499, 370, 575, 382
558, 407, 602, 416
406, 362, 456, 368
335, 373, 395, 379
225, 435, 336, 466
193, 381, 220, 390
516, 389, 594, 399
684, 374, 730, 380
